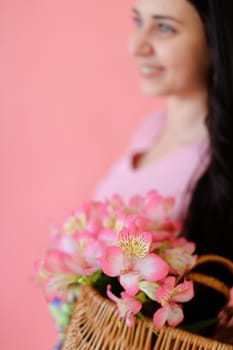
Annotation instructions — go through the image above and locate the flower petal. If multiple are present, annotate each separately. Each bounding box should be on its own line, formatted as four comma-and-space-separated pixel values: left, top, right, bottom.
54, 235, 76, 254
125, 313, 135, 328
138, 281, 160, 301
106, 284, 120, 304
172, 280, 194, 303
121, 291, 142, 315
100, 246, 124, 277
106, 285, 142, 320
45, 274, 77, 302
64, 255, 96, 276
156, 276, 176, 304
153, 304, 169, 330
85, 240, 105, 268
167, 302, 184, 327
98, 228, 118, 246
44, 250, 72, 274
136, 254, 169, 282
120, 272, 139, 296
163, 246, 197, 275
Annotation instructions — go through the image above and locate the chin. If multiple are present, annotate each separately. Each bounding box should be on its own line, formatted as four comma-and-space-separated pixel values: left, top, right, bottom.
140, 84, 168, 97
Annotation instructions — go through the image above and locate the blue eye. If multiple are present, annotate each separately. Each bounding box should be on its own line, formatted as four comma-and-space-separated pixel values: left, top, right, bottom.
132, 17, 143, 27
158, 24, 175, 34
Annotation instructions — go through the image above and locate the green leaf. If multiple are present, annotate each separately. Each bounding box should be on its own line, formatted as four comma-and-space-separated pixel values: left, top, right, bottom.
157, 240, 168, 254
180, 317, 219, 333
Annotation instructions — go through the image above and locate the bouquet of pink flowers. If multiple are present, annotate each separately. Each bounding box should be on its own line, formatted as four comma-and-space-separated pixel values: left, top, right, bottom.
36, 190, 198, 347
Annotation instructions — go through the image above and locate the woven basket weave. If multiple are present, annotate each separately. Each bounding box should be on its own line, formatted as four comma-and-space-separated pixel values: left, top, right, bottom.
61, 284, 233, 350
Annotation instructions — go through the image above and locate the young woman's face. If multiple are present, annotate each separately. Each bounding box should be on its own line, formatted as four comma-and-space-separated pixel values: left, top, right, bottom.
128, 0, 211, 97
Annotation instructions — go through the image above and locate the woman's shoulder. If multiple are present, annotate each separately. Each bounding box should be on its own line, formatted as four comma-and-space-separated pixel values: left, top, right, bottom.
128, 108, 166, 151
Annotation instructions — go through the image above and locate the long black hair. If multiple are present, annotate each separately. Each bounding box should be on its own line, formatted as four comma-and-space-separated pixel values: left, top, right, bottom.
181, 0, 233, 328
183, 0, 233, 261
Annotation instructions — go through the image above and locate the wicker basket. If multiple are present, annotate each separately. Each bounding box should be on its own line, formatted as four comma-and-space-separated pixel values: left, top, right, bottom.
62, 255, 233, 350
61, 284, 233, 350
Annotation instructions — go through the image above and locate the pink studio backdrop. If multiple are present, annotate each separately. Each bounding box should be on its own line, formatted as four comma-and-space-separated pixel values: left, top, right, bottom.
0, 1, 164, 349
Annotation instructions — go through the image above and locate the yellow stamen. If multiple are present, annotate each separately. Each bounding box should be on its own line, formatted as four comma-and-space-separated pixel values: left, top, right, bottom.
63, 214, 87, 234
118, 232, 149, 260
161, 285, 186, 306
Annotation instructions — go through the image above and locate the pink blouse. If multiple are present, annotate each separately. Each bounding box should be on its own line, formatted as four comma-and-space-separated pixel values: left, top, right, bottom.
93, 109, 211, 221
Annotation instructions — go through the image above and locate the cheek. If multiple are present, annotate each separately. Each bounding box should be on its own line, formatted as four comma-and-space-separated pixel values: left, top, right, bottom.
153, 40, 189, 70
179, 42, 211, 81
154, 39, 209, 78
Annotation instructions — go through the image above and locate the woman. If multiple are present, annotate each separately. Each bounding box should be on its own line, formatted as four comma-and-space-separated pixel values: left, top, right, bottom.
94, 0, 233, 338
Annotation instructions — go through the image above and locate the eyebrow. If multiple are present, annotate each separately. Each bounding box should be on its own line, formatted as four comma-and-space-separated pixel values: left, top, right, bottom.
132, 7, 183, 25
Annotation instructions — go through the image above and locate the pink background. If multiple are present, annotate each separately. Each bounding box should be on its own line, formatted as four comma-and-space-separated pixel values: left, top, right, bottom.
0, 1, 163, 349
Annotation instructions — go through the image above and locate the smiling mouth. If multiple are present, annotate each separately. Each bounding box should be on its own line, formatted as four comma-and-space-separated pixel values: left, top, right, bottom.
140, 66, 165, 78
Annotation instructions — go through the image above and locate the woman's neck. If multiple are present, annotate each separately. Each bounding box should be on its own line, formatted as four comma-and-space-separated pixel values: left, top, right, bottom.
165, 89, 209, 145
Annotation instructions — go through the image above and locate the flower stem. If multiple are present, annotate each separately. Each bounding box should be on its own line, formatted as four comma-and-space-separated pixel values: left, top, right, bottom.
137, 312, 159, 336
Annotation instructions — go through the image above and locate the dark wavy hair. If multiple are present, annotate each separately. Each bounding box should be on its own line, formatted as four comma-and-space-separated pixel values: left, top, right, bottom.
181, 0, 233, 328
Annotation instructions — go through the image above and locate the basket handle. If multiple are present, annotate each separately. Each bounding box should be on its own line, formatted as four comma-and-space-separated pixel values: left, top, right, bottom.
181, 254, 233, 302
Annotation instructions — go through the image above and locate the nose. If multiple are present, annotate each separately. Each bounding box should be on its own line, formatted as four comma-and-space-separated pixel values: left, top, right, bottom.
128, 31, 153, 56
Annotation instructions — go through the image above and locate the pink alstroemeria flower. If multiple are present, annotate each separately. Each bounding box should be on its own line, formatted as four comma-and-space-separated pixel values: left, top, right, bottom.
163, 238, 197, 275
45, 273, 79, 301
97, 228, 119, 247
124, 214, 149, 234
143, 190, 174, 222
100, 229, 169, 296
46, 233, 104, 276
128, 191, 161, 217
153, 276, 194, 329
99, 195, 126, 233
107, 285, 142, 327
43, 233, 106, 301
37, 250, 78, 301
63, 200, 103, 236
